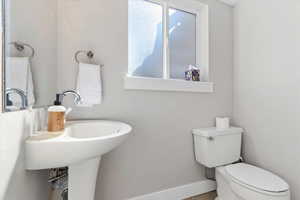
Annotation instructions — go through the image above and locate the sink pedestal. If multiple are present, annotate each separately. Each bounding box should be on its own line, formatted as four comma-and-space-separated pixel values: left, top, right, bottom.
69, 157, 101, 200
25, 120, 132, 200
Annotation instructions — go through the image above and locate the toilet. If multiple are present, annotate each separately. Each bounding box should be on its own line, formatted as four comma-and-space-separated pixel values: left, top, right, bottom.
192, 127, 290, 200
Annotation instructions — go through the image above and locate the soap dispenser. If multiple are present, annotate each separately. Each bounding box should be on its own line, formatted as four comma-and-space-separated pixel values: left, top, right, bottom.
47, 94, 66, 132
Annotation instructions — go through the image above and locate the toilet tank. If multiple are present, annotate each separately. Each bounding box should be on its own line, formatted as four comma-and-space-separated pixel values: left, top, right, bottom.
192, 127, 243, 168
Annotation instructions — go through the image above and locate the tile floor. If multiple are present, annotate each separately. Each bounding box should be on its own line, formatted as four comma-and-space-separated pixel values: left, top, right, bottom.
185, 191, 217, 200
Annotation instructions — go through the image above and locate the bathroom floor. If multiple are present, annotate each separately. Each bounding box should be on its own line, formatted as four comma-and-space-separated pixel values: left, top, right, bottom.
185, 191, 217, 200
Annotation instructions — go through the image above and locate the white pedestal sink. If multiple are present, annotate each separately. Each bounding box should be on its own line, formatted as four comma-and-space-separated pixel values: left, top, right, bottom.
25, 120, 132, 200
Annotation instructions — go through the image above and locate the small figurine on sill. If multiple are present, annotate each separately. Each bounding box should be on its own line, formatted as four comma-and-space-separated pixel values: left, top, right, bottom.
185, 65, 200, 81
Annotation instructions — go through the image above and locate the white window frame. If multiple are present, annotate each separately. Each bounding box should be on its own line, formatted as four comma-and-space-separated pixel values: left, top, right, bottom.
125, 0, 213, 93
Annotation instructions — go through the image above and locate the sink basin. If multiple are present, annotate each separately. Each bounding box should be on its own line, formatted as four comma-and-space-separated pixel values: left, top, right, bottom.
26, 120, 132, 170
25, 120, 132, 200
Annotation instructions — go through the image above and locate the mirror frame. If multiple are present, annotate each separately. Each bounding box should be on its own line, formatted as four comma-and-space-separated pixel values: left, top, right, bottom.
0, 0, 4, 113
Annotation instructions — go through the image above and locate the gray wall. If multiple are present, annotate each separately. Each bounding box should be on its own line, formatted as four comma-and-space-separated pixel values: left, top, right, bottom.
233, 0, 300, 199
57, 0, 234, 199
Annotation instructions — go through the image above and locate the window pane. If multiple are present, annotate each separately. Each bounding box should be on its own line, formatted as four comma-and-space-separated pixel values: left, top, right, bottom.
129, 0, 163, 78
169, 8, 197, 79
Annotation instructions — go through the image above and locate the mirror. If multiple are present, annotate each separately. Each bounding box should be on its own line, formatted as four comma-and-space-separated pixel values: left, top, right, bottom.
3, 0, 57, 112
0, 1, 3, 113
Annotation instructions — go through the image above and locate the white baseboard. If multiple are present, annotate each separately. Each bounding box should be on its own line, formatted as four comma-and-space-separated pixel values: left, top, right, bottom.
128, 179, 217, 200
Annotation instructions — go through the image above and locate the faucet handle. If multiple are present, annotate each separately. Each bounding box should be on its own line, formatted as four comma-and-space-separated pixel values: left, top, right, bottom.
72, 90, 82, 105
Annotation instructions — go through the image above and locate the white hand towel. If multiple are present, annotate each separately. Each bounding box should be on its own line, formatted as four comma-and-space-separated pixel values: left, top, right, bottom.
6, 57, 35, 106
76, 63, 102, 106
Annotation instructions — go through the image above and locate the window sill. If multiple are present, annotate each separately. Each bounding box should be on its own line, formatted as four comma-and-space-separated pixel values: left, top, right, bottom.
124, 76, 214, 93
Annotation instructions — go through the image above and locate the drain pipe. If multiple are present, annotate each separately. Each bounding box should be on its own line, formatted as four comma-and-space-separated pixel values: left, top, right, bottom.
205, 167, 216, 181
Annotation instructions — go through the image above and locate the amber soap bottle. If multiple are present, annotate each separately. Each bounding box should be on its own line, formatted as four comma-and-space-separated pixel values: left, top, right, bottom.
47, 94, 66, 132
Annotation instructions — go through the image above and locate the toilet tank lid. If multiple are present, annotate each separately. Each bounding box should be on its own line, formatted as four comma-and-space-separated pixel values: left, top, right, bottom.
192, 127, 243, 137
226, 163, 289, 193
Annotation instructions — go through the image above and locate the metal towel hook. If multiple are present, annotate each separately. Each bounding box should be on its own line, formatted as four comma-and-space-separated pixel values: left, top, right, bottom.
9, 41, 35, 58
75, 50, 94, 64
74, 50, 104, 67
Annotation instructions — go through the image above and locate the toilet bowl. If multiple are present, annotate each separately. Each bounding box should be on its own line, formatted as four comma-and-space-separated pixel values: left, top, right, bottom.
192, 127, 291, 200
216, 163, 290, 200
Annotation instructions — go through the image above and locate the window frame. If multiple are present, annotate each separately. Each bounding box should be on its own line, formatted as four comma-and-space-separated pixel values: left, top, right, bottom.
126, 0, 213, 93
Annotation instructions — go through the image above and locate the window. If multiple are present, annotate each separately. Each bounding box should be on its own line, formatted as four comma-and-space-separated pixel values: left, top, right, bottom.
169, 7, 197, 79
128, 0, 164, 78
126, 0, 213, 93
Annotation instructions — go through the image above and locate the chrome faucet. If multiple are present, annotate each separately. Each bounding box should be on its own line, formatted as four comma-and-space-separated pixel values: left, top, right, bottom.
5, 88, 28, 109
57, 90, 82, 105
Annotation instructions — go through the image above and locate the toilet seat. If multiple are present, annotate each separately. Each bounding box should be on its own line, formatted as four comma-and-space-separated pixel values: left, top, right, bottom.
226, 163, 289, 194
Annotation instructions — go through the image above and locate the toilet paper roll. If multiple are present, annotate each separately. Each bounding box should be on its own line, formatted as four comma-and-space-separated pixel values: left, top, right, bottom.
216, 117, 230, 130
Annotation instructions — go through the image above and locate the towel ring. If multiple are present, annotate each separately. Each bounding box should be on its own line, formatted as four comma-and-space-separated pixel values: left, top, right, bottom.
75, 50, 104, 67
9, 41, 35, 58
75, 50, 95, 64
